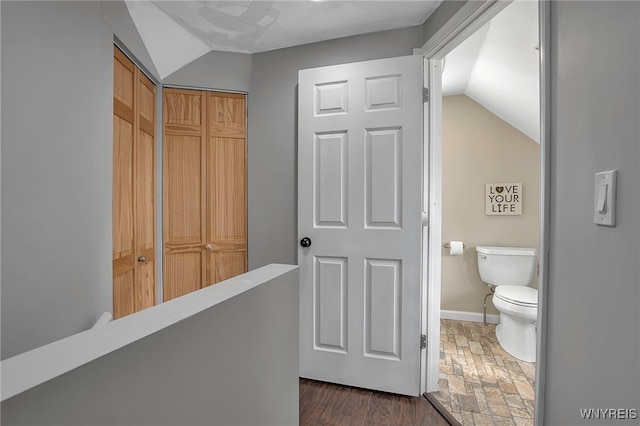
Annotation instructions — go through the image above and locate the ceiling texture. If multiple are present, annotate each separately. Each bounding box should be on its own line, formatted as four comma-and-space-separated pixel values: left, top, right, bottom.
125, 0, 443, 78
124, 0, 539, 142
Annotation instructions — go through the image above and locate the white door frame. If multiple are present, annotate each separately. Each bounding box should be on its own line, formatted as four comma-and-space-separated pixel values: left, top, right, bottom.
420, 57, 443, 394
418, 2, 550, 425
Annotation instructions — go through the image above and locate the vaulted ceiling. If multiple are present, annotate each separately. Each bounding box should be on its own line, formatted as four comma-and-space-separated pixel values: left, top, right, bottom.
125, 0, 443, 78
123, 0, 539, 141
442, 0, 539, 142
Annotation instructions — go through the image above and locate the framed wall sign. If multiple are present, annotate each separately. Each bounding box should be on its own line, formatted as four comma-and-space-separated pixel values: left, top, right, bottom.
486, 183, 522, 215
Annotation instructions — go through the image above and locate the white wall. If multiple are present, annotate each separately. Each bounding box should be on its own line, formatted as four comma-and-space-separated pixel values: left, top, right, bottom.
544, 1, 640, 423
247, 27, 424, 269
1, 1, 113, 359
100, 0, 160, 81
1, 265, 300, 426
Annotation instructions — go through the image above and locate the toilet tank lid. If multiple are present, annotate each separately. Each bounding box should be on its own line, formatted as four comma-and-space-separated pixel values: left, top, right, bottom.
476, 246, 537, 256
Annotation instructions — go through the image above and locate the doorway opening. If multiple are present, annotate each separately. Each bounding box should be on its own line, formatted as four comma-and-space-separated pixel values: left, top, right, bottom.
421, 1, 548, 425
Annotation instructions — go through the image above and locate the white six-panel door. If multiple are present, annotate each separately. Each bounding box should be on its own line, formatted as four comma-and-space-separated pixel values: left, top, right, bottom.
298, 55, 423, 396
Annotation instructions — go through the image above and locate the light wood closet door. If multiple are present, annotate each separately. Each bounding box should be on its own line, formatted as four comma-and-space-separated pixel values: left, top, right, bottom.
163, 89, 207, 300
206, 92, 247, 285
113, 47, 156, 319
163, 89, 247, 301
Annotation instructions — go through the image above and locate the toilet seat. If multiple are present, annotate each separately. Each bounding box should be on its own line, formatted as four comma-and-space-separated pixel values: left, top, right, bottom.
494, 285, 538, 308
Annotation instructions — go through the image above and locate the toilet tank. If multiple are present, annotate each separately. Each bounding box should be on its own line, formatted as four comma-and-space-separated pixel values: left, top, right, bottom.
476, 246, 537, 286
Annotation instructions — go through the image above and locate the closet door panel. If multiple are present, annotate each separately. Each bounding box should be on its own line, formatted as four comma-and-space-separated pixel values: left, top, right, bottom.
163, 133, 205, 298
163, 89, 207, 299
113, 47, 157, 318
135, 75, 156, 310
114, 270, 135, 319
208, 94, 246, 138
135, 261, 155, 311
164, 90, 246, 293
164, 253, 202, 300
113, 117, 134, 262
136, 131, 155, 249
113, 48, 136, 319
206, 92, 247, 286
165, 136, 202, 238
114, 51, 134, 107
206, 136, 246, 285
209, 137, 247, 241
206, 138, 247, 285
165, 91, 202, 126
211, 252, 247, 284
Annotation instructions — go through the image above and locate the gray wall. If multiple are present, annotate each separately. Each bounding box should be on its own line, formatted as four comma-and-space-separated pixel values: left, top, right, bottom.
163, 50, 252, 93
247, 26, 424, 269
0, 0, 3, 330
1, 1, 113, 359
544, 1, 640, 423
2, 266, 300, 426
0, 0, 255, 360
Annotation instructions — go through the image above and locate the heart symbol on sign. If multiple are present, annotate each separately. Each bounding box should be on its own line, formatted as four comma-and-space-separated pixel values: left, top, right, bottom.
495, 186, 504, 193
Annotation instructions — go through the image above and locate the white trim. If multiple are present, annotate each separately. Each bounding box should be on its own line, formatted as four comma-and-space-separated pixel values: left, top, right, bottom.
162, 83, 247, 95
417, 0, 513, 59
419, 57, 428, 395
440, 310, 500, 325
423, 59, 443, 393
534, 0, 550, 424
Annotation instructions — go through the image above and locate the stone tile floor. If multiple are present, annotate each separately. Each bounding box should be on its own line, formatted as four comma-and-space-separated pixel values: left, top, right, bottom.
432, 319, 536, 426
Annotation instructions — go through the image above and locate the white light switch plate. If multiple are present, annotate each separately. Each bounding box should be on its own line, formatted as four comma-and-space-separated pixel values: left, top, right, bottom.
594, 170, 617, 227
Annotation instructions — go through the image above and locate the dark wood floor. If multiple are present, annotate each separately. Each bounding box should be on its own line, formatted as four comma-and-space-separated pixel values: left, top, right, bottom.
299, 379, 451, 426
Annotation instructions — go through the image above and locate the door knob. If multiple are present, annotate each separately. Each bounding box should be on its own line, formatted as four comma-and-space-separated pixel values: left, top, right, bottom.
138, 256, 146, 263
300, 237, 312, 248
205, 244, 212, 251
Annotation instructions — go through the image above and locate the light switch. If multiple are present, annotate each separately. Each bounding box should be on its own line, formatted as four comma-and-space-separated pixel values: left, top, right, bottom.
596, 184, 607, 213
594, 170, 617, 227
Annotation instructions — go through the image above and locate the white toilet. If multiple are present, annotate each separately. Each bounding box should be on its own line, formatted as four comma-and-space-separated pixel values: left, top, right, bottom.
476, 246, 538, 362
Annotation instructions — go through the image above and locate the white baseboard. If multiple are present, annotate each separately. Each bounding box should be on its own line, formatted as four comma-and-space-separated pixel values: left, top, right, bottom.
440, 309, 500, 324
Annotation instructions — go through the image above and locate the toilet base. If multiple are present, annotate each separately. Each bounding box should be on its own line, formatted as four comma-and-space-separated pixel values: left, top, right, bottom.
495, 314, 536, 362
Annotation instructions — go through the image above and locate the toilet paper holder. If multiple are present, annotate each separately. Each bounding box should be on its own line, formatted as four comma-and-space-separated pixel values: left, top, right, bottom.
443, 242, 465, 249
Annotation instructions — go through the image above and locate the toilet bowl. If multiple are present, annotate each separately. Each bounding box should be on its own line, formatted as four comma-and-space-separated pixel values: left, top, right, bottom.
476, 246, 538, 362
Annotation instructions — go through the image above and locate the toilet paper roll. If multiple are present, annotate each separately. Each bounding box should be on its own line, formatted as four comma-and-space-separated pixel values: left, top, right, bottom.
449, 241, 464, 256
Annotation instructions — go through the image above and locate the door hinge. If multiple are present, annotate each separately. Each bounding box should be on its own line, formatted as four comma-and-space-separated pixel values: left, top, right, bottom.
420, 334, 427, 350
423, 87, 429, 103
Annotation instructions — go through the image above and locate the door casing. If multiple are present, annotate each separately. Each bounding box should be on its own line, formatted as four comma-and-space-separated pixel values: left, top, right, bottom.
417, 2, 549, 425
